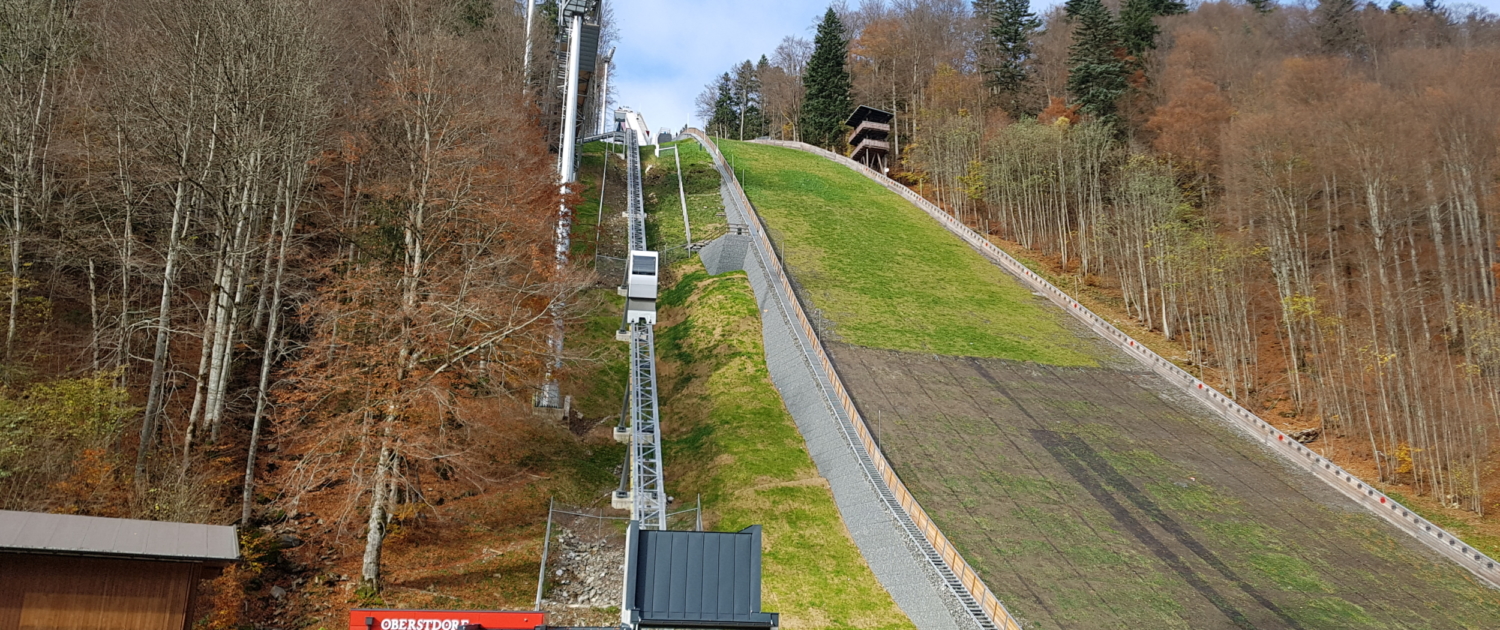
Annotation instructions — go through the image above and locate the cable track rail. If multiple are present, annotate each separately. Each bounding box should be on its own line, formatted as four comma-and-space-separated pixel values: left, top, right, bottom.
619, 130, 667, 531
580, 131, 615, 144
752, 138, 1500, 592
626, 130, 647, 253
688, 129, 1019, 630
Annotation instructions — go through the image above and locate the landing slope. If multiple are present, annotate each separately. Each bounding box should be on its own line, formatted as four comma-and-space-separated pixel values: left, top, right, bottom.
718, 139, 1500, 630
721, 142, 1094, 366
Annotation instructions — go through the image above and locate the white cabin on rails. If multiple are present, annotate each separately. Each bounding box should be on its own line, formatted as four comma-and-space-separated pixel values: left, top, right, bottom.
625, 250, 659, 325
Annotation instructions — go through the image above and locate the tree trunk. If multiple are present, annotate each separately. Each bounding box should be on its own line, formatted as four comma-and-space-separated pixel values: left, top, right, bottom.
137, 178, 191, 482
88, 259, 99, 371
361, 439, 395, 588
242, 173, 297, 524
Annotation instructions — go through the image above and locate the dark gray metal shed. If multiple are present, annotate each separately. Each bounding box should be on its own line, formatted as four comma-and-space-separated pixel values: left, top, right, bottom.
622, 522, 779, 629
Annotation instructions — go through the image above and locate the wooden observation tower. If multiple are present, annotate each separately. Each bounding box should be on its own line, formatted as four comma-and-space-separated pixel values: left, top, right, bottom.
847, 105, 894, 172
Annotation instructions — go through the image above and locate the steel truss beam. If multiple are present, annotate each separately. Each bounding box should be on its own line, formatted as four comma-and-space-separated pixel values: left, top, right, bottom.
627, 320, 666, 530
625, 131, 647, 253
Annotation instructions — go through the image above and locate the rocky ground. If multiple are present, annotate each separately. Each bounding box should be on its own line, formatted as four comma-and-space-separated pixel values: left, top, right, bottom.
540, 526, 625, 612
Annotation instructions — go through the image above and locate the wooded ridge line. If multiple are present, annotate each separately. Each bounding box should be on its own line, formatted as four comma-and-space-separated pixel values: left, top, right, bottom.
4, 0, 1500, 627
2, 1, 602, 625
707, 0, 1500, 534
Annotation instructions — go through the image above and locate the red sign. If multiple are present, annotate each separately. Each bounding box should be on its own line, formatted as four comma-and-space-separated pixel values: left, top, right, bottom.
348, 609, 545, 630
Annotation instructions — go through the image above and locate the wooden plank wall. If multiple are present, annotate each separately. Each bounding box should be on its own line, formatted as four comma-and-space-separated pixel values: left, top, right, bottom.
0, 553, 199, 630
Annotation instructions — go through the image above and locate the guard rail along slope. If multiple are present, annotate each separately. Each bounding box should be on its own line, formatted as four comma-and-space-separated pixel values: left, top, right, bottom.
753, 137, 1500, 591
687, 129, 1024, 630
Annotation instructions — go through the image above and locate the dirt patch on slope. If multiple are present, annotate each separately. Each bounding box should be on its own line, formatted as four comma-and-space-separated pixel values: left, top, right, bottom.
830, 343, 1500, 630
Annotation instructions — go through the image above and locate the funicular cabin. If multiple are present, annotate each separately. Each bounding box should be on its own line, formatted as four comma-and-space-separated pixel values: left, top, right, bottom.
0, 510, 239, 630
625, 250, 659, 326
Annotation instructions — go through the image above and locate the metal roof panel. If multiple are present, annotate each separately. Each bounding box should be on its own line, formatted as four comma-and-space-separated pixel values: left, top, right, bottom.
624, 522, 776, 628
845, 105, 895, 127
0, 510, 239, 564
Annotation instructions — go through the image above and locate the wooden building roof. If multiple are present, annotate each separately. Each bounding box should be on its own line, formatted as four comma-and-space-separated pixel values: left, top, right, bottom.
0, 510, 239, 565
845, 105, 894, 128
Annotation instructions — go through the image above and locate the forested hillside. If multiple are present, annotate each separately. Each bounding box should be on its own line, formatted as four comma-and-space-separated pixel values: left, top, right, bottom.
705, 0, 1500, 522
1, 0, 601, 624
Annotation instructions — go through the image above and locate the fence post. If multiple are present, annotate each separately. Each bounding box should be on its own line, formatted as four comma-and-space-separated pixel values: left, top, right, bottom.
534, 497, 554, 610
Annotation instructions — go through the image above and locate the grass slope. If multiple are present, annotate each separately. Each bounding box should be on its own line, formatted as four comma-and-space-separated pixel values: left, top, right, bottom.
643, 139, 727, 264
656, 266, 915, 630
600, 144, 912, 630
717, 140, 1097, 366
635, 143, 912, 628
569, 141, 631, 420
575, 141, 610, 259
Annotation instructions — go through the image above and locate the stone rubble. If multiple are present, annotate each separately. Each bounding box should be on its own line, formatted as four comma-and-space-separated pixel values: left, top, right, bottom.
540, 527, 625, 610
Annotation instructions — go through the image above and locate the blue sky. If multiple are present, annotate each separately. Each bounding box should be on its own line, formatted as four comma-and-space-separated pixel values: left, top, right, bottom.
608, 0, 832, 133
606, 0, 1500, 133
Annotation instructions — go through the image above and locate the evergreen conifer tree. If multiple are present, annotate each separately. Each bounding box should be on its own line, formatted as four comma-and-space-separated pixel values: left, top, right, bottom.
731, 60, 763, 140
1120, 0, 1188, 58
975, 0, 1041, 118
709, 73, 738, 138
800, 8, 854, 149
751, 55, 772, 137
1066, 0, 1128, 123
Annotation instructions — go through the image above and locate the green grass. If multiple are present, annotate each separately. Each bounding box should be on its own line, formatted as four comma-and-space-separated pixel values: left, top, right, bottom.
657, 267, 914, 630
1291, 597, 1382, 628
573, 144, 609, 260
935, 419, 1499, 628
566, 288, 628, 420
642, 139, 724, 267
715, 140, 1098, 366
1248, 553, 1331, 594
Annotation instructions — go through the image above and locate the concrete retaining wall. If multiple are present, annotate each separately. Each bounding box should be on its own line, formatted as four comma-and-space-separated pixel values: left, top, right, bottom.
698, 232, 749, 276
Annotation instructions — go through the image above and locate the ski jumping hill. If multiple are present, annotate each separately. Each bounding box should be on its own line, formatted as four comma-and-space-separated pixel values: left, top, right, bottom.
712, 137, 1500, 630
